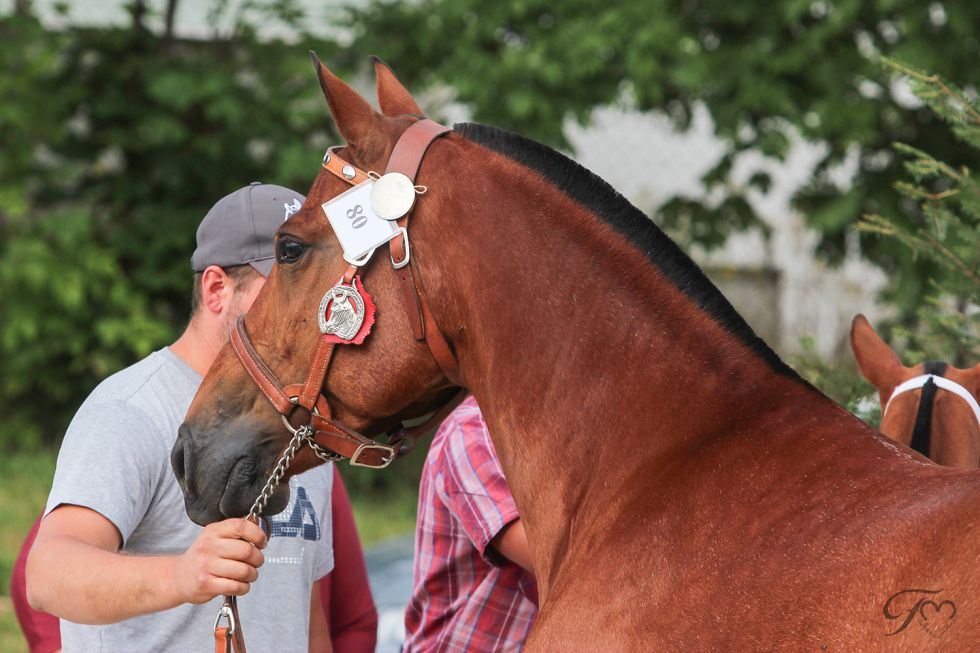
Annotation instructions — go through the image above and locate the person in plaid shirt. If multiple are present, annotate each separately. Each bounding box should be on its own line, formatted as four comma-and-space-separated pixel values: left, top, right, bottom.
403, 396, 537, 652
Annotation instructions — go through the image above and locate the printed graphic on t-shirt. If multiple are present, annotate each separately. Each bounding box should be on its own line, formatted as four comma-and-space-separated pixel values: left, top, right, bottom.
267, 486, 321, 541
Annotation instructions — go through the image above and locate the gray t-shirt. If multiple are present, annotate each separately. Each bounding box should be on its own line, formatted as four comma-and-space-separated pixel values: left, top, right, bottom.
45, 348, 333, 652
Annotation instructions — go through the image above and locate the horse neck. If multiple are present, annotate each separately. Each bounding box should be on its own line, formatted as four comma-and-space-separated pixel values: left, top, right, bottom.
414, 137, 830, 589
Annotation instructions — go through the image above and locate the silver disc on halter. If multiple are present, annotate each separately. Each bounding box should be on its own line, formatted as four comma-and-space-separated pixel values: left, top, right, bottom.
318, 282, 366, 340
370, 172, 417, 221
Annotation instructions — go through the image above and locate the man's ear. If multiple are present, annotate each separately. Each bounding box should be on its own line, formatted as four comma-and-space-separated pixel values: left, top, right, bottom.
311, 52, 385, 152
200, 266, 231, 315
850, 314, 904, 394
373, 56, 423, 117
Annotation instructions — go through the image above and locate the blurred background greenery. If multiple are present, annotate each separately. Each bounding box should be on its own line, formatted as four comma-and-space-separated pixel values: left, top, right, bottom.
1, 0, 978, 649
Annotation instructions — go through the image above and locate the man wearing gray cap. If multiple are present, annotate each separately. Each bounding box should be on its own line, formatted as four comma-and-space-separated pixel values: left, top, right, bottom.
28, 184, 337, 652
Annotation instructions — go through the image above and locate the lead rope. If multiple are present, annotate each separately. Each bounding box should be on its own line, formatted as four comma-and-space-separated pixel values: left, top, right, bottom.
214, 426, 326, 653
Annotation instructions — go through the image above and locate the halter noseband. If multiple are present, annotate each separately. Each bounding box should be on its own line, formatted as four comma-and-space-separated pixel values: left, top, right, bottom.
229, 119, 466, 469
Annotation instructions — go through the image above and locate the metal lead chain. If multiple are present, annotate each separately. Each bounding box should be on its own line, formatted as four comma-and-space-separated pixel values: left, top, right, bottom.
246, 428, 307, 523
308, 440, 343, 463
246, 425, 342, 523
217, 427, 326, 649
280, 409, 344, 467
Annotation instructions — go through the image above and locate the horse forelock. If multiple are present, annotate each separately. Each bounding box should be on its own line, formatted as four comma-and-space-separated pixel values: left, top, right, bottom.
909, 377, 939, 457
904, 362, 947, 458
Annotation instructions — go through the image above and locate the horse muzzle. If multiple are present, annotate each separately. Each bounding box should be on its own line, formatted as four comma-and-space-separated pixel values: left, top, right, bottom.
172, 422, 290, 525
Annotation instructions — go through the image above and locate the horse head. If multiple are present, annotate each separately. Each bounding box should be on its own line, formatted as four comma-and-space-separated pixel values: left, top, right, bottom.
173, 58, 462, 525
850, 313, 980, 467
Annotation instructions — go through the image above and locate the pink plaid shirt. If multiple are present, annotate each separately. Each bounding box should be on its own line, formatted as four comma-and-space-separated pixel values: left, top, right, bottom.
403, 396, 538, 652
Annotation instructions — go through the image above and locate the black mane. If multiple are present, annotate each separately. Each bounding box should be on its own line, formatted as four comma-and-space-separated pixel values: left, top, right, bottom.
454, 122, 799, 379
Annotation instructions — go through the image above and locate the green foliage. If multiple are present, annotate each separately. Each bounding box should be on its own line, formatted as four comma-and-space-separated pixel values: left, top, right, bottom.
796, 59, 979, 427
347, 0, 980, 313
790, 336, 880, 426
0, 603, 28, 653
346, 489, 420, 545
0, 10, 343, 450
859, 59, 980, 366
338, 429, 433, 500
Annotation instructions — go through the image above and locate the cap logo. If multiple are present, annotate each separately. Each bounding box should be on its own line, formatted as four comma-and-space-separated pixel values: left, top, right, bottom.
283, 198, 302, 221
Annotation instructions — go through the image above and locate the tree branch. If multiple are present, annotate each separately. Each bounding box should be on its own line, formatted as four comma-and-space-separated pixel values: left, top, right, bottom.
164, 0, 179, 43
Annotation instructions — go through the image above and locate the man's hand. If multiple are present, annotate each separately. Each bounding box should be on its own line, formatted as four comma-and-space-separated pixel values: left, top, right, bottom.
30, 506, 269, 624
173, 518, 267, 604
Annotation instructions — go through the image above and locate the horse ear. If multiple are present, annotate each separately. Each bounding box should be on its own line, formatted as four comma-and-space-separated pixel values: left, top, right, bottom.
969, 361, 980, 399
311, 52, 383, 149
372, 56, 423, 117
850, 314, 903, 392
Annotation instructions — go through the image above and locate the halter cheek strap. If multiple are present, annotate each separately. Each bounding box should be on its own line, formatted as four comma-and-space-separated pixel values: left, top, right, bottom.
319, 124, 462, 388
230, 315, 396, 468
885, 374, 980, 427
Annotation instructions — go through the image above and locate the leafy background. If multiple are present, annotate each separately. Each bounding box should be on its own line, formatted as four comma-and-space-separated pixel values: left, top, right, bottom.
348, 0, 980, 315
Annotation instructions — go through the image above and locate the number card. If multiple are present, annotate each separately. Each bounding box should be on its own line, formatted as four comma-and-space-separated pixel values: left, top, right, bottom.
322, 181, 400, 263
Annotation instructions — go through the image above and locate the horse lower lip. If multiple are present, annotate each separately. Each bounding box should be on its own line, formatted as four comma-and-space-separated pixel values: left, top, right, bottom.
218, 456, 254, 517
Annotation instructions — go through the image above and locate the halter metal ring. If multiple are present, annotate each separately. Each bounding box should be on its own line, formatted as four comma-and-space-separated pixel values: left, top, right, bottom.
280, 396, 321, 436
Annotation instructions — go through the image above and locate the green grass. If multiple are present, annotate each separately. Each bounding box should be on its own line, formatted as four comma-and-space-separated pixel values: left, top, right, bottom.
0, 448, 416, 652
0, 597, 26, 653
0, 449, 58, 653
0, 450, 57, 595
348, 491, 418, 546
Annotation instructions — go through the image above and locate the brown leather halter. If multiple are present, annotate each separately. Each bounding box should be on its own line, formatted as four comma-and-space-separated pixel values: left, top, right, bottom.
229, 119, 467, 469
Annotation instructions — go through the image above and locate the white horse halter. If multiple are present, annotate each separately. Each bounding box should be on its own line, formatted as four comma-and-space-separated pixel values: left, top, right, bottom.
884, 374, 980, 427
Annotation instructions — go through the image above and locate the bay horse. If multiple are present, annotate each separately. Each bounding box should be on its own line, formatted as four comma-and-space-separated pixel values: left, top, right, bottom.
174, 58, 980, 650
851, 314, 980, 468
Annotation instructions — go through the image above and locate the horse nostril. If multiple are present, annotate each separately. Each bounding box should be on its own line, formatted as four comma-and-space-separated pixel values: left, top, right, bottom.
171, 424, 190, 487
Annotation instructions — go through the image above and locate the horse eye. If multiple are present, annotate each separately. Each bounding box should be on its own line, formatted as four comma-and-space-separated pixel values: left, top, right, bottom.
277, 239, 305, 264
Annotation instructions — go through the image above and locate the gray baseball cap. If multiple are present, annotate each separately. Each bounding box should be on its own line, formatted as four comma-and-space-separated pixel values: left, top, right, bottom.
191, 182, 306, 277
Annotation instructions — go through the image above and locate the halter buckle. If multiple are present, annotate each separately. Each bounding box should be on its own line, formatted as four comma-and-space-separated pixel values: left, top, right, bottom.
349, 442, 397, 469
